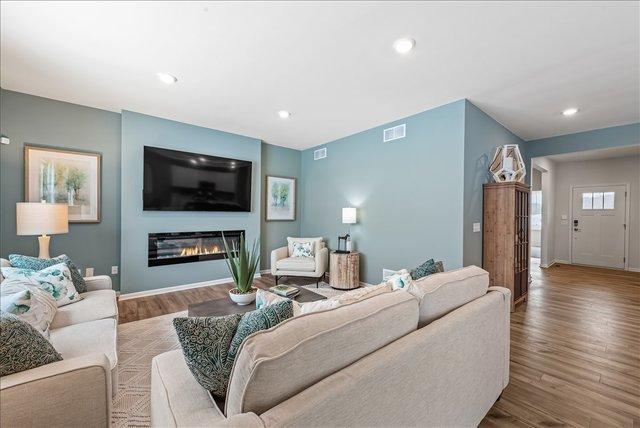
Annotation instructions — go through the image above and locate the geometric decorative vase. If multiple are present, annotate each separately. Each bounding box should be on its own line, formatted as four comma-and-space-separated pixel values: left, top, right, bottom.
489, 144, 526, 183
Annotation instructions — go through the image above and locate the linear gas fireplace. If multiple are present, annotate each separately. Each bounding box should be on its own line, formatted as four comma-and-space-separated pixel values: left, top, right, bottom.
148, 230, 244, 267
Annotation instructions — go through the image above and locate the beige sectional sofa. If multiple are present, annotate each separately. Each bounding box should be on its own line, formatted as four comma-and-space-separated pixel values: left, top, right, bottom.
0, 258, 118, 428
151, 265, 510, 427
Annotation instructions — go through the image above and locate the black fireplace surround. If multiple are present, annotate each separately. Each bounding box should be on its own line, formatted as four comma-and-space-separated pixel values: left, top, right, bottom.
148, 230, 244, 267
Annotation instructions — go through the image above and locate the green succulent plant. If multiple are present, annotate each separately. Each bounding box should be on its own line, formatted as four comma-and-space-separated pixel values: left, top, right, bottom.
222, 233, 260, 294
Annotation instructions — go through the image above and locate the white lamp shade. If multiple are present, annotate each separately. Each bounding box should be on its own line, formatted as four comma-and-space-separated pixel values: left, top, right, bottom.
342, 207, 357, 224
16, 203, 69, 236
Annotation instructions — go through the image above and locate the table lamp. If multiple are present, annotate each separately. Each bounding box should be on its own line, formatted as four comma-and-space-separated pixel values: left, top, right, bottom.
16, 202, 69, 259
337, 207, 357, 253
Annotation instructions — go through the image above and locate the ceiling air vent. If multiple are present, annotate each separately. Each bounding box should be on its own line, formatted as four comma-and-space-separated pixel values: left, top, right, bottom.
314, 147, 327, 160
383, 124, 406, 142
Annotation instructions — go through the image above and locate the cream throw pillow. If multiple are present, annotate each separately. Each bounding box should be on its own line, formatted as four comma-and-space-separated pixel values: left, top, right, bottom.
1, 263, 81, 307
332, 283, 393, 306
385, 269, 413, 290
0, 279, 58, 336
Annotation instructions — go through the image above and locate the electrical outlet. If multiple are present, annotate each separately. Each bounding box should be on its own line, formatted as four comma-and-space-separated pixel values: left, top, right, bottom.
111, 266, 119, 275
473, 222, 481, 233
85, 267, 94, 277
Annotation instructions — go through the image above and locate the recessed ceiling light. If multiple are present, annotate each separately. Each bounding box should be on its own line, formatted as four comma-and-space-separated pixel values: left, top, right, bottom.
278, 110, 291, 119
562, 108, 578, 116
393, 37, 415, 54
157, 72, 178, 85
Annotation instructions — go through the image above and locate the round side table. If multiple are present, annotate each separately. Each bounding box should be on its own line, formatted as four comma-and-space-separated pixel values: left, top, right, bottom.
329, 251, 360, 290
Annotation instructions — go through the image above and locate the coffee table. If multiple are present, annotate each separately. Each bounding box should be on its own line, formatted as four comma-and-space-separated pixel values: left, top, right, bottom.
188, 285, 326, 317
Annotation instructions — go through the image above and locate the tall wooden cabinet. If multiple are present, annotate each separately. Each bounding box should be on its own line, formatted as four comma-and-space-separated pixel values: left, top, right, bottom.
483, 182, 530, 311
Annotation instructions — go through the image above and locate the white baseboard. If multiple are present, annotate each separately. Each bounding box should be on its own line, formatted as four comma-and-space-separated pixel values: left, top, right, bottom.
119, 273, 262, 300
260, 269, 271, 275
628, 267, 640, 272
554, 259, 571, 265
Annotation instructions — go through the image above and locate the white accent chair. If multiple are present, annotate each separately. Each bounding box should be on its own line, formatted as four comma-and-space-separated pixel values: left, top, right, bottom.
271, 237, 329, 287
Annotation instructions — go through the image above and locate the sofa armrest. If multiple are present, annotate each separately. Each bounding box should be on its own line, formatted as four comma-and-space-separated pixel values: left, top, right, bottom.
85, 275, 113, 291
1, 354, 112, 427
270, 246, 288, 275
315, 246, 329, 276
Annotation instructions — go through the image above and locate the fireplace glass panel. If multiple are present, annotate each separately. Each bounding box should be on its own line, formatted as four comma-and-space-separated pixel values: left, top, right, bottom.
148, 230, 243, 267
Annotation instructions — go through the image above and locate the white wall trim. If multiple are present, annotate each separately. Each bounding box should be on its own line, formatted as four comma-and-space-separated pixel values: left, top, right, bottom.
628, 267, 640, 272
554, 259, 571, 264
119, 273, 262, 300
260, 269, 271, 275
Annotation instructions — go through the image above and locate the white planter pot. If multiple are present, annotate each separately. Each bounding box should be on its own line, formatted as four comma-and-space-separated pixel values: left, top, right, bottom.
229, 287, 257, 305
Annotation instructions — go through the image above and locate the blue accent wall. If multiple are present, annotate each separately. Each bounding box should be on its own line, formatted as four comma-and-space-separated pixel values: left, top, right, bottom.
463, 101, 525, 266
0, 90, 122, 289
523, 123, 640, 175
300, 100, 466, 283
260, 143, 302, 270
120, 111, 261, 293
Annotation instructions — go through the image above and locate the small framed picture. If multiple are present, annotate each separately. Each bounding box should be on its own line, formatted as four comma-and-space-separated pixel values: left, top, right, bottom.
24, 145, 101, 223
265, 176, 296, 221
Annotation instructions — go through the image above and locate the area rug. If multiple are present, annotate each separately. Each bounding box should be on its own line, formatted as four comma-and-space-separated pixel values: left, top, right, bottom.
111, 283, 347, 427
111, 311, 185, 427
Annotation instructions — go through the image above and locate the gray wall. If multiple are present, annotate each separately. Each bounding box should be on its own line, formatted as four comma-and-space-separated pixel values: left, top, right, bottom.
260, 143, 301, 270
552, 155, 640, 269
300, 100, 466, 284
463, 101, 525, 267
0, 89, 121, 289
120, 111, 261, 294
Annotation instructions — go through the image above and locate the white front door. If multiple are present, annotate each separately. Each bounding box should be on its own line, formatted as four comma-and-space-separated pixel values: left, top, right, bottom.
571, 185, 627, 269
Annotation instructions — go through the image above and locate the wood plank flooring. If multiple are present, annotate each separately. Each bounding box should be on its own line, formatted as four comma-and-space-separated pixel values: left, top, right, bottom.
117, 262, 640, 427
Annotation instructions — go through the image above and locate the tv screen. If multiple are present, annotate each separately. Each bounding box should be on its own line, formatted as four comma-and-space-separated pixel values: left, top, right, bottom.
143, 146, 252, 212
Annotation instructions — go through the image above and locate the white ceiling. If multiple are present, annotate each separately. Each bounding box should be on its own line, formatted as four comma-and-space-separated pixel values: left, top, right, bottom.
543, 145, 640, 162
1, 1, 638, 150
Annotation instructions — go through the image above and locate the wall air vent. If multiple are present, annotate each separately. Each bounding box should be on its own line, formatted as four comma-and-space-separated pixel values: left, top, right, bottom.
383, 124, 406, 142
314, 147, 327, 160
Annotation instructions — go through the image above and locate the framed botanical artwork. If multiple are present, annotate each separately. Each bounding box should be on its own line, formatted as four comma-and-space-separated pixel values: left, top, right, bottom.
265, 175, 296, 221
24, 145, 101, 223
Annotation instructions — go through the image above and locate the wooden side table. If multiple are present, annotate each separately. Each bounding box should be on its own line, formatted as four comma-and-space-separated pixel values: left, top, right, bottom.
330, 251, 360, 290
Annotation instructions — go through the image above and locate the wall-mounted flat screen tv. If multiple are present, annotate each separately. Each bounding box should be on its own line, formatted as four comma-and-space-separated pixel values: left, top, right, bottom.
143, 146, 252, 212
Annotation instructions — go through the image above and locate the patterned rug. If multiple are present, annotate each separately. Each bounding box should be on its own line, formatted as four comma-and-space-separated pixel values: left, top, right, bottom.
111, 281, 345, 427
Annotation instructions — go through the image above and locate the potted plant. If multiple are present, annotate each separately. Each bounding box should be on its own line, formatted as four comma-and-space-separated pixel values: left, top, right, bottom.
222, 232, 260, 305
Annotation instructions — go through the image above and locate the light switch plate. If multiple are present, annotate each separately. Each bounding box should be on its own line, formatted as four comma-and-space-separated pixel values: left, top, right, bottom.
111, 266, 119, 275
473, 222, 481, 233
85, 267, 94, 277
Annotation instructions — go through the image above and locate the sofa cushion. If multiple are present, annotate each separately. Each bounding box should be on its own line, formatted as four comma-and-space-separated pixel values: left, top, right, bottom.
287, 237, 322, 257
275, 256, 315, 272
49, 289, 118, 329
49, 318, 117, 370
332, 283, 392, 305
0, 312, 63, 376
8, 254, 86, 293
407, 265, 489, 327
225, 290, 419, 416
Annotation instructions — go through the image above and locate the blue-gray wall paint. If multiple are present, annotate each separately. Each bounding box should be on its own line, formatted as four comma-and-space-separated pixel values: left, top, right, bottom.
463, 101, 525, 266
120, 111, 261, 294
260, 143, 301, 270
0, 89, 121, 289
524, 123, 640, 159
300, 100, 466, 283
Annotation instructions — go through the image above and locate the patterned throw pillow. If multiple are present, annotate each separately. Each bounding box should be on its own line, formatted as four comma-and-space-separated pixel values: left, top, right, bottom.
173, 300, 293, 398
173, 314, 243, 397
1, 263, 81, 307
385, 269, 413, 290
291, 241, 314, 258
434, 261, 445, 273
410, 259, 439, 280
0, 280, 58, 335
0, 312, 63, 377
8, 254, 87, 293
227, 300, 294, 362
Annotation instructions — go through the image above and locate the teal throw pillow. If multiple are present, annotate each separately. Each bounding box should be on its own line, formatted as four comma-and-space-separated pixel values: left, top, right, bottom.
0, 311, 62, 377
228, 300, 294, 362
172, 300, 293, 398
8, 254, 87, 293
410, 259, 437, 280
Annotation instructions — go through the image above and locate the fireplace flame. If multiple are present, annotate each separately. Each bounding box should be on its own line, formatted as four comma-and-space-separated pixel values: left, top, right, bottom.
180, 244, 222, 257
